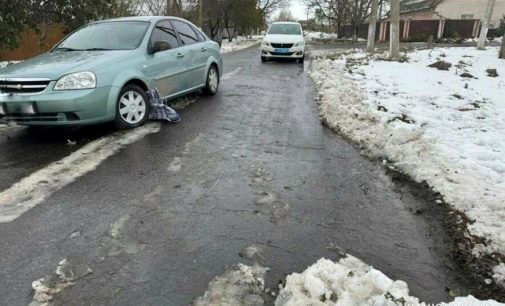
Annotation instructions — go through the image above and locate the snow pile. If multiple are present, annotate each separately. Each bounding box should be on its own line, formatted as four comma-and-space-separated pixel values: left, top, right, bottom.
310, 47, 505, 286
276, 255, 504, 306
193, 263, 268, 306
0, 61, 19, 69
275, 256, 419, 306
221, 36, 261, 54
494, 263, 505, 287
464, 37, 503, 44
305, 31, 339, 40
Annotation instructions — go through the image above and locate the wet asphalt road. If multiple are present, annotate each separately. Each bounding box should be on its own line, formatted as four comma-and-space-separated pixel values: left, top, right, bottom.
0, 44, 472, 305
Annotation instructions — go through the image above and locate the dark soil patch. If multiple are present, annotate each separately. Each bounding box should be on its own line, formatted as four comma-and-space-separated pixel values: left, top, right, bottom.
428, 61, 452, 70
460, 72, 477, 79
385, 170, 505, 302
486, 69, 499, 77
388, 113, 415, 124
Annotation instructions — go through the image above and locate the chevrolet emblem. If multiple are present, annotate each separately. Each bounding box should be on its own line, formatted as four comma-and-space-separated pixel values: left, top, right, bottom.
16, 84, 22, 90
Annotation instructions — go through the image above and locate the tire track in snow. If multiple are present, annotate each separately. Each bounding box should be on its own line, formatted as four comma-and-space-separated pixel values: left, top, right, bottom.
0, 123, 161, 223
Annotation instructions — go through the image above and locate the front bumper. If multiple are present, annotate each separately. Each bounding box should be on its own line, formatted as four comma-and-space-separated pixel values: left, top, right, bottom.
0, 83, 119, 126
261, 45, 305, 58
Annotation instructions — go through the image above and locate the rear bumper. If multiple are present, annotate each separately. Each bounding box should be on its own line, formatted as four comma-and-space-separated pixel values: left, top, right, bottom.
0, 85, 118, 126
261, 45, 305, 58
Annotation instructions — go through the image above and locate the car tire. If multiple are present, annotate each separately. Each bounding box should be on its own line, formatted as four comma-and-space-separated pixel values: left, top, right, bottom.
203, 65, 219, 96
298, 57, 304, 64
261, 56, 267, 62
114, 84, 150, 129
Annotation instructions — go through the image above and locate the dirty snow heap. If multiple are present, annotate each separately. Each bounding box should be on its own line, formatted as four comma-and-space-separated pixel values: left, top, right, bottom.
309, 47, 505, 288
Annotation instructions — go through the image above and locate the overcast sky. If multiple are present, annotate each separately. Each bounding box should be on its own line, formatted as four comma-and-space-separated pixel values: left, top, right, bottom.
285, 0, 309, 21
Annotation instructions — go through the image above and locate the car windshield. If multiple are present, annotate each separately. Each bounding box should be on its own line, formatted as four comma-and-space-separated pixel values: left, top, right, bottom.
268, 24, 301, 35
55, 21, 150, 51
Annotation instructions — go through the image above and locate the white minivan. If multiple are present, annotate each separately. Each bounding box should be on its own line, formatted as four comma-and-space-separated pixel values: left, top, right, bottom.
261, 22, 305, 63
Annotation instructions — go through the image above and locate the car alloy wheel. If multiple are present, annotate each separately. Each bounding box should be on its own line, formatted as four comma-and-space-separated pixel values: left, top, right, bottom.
203, 66, 219, 95
119, 91, 146, 124
115, 84, 149, 129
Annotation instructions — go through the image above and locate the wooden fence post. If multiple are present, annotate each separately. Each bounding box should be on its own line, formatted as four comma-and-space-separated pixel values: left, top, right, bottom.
472, 20, 481, 38
437, 18, 446, 39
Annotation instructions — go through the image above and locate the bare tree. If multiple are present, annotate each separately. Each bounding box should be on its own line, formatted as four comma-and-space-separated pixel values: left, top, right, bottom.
305, 0, 374, 40
389, 0, 400, 60
139, 0, 165, 14
258, 0, 289, 19
366, 0, 378, 51
166, 0, 184, 15
135, 0, 186, 16
477, 0, 496, 49
275, 8, 296, 21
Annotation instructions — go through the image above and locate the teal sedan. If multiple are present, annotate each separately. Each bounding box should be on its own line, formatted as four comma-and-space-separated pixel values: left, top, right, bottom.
0, 16, 222, 128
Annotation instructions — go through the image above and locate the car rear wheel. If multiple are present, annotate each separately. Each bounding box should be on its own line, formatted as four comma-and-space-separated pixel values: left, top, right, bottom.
203, 65, 219, 96
114, 84, 149, 129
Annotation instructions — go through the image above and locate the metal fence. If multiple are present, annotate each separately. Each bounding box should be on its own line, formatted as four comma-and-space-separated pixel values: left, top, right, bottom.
338, 19, 482, 42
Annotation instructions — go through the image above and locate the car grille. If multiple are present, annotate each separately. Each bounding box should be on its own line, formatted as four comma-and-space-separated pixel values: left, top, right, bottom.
0, 78, 50, 94
271, 52, 294, 56
271, 43, 294, 48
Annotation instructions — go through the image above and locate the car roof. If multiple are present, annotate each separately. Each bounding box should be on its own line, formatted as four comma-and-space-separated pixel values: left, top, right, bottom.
271, 22, 301, 25
91, 16, 189, 24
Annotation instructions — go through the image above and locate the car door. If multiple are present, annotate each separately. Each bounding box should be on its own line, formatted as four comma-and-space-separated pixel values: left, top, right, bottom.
171, 20, 206, 89
143, 20, 186, 98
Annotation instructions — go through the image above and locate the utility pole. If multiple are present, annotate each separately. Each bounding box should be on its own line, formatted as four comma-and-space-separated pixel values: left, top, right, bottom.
367, 0, 379, 52
500, 33, 505, 58
477, 0, 496, 50
390, 0, 400, 60
199, 0, 203, 28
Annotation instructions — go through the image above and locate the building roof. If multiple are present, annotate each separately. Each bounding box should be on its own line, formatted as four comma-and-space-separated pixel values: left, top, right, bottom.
400, 0, 443, 13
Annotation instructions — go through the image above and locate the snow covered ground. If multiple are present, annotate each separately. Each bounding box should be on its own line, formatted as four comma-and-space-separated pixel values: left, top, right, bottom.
220, 36, 261, 54
0, 61, 19, 69
305, 31, 340, 40
310, 46, 505, 288
304, 31, 367, 42
464, 37, 503, 44
275, 255, 504, 306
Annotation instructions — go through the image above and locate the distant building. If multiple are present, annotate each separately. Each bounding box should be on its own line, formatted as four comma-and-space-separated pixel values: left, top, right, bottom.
400, 0, 505, 28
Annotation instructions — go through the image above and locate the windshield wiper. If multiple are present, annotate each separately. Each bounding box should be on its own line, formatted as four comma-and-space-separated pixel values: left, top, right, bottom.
55, 47, 80, 51
81, 48, 117, 51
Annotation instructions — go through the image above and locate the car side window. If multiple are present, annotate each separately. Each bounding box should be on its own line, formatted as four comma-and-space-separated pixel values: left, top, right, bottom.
150, 21, 179, 50
171, 20, 199, 45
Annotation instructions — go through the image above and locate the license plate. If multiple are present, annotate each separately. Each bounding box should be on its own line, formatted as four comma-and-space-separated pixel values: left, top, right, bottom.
14, 102, 36, 115
275, 48, 290, 54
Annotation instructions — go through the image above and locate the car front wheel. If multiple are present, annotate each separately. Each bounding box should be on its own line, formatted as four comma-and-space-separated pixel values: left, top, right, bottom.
203, 65, 219, 96
114, 84, 149, 129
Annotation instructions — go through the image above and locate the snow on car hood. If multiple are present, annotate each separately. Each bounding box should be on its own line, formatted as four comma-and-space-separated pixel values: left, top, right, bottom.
0, 50, 133, 80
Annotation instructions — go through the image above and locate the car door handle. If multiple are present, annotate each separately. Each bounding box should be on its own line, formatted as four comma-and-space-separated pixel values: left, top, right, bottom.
201, 47, 207, 52
177, 53, 184, 58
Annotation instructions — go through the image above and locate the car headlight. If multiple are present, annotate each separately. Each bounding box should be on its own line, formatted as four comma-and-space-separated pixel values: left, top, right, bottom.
54, 72, 96, 90
293, 41, 304, 47
262, 40, 271, 46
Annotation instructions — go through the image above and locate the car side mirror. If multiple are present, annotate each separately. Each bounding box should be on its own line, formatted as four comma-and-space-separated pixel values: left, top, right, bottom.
150, 41, 172, 54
